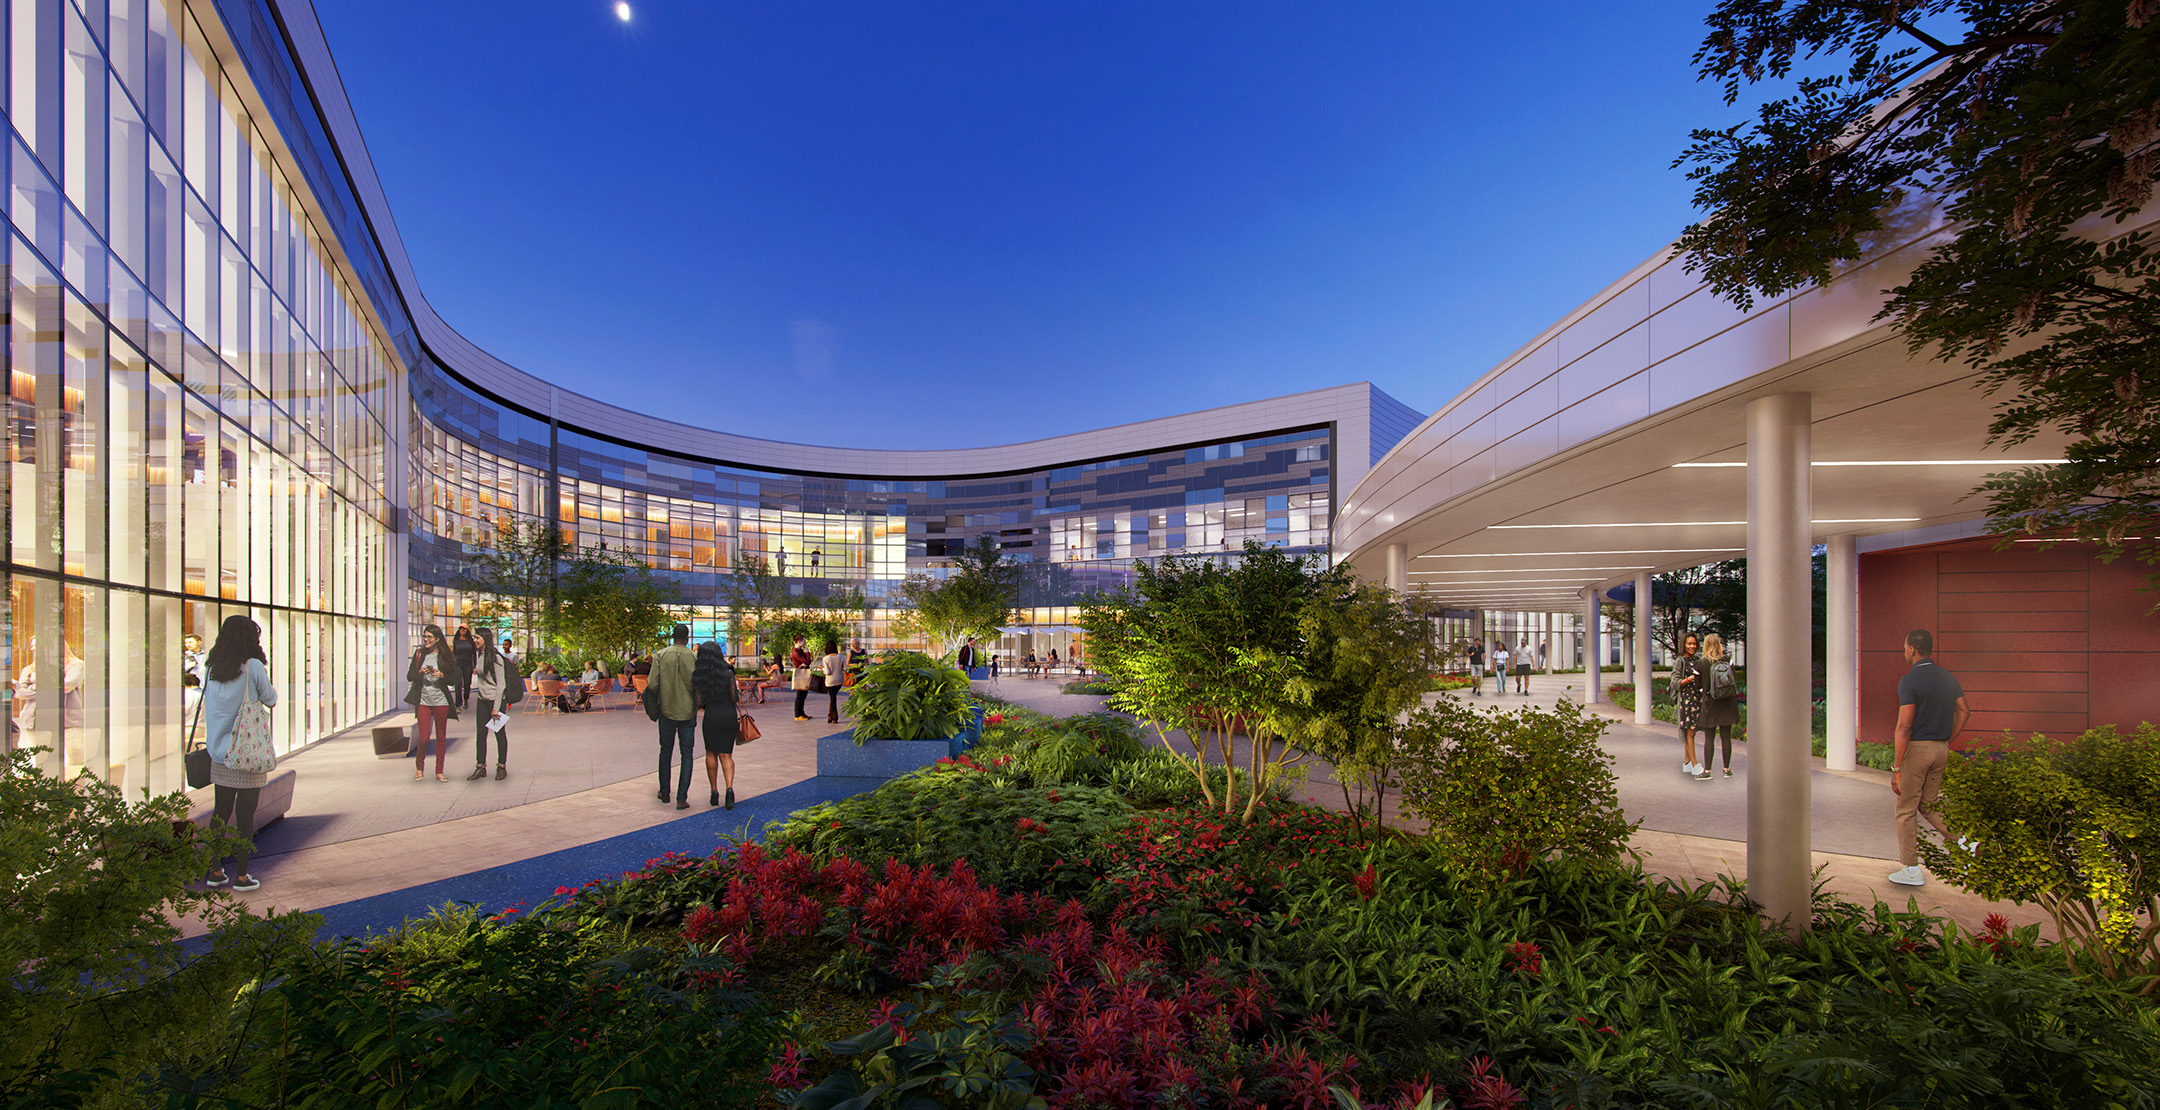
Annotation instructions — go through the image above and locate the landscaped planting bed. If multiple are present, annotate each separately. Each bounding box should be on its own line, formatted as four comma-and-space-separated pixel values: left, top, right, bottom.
11, 707, 2156, 1108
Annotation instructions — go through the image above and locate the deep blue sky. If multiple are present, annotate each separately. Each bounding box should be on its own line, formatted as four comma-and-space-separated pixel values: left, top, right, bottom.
315, 2, 1735, 451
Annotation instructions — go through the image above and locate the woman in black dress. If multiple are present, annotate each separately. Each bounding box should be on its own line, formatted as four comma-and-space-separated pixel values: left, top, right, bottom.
1672, 633, 1706, 778
693, 641, 741, 809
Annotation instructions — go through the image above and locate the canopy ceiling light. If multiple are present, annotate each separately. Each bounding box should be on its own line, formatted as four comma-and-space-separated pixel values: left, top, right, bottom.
1671, 459, 2069, 468
1487, 518, 1919, 529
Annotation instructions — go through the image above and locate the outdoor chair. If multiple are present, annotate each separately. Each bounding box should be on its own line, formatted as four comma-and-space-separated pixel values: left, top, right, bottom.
530, 677, 562, 712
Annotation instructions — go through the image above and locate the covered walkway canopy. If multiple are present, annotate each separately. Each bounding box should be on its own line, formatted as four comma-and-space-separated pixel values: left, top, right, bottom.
1335, 200, 2154, 930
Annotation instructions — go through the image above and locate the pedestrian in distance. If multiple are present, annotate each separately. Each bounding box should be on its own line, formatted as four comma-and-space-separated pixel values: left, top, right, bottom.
846, 639, 868, 689
651, 624, 699, 809
1887, 628, 1968, 887
1672, 633, 1706, 777
451, 625, 477, 707
1515, 640, 1533, 694
1468, 641, 1484, 696
790, 634, 814, 721
693, 640, 741, 809
1492, 643, 1510, 695
821, 639, 844, 724
201, 615, 278, 893
465, 625, 525, 781
1697, 634, 1740, 780
403, 624, 459, 781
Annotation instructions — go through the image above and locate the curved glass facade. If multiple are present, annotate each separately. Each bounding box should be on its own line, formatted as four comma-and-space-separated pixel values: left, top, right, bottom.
0, 0, 1412, 789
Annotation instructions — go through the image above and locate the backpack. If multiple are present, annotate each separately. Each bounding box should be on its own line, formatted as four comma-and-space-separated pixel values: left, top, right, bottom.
1707, 660, 1738, 701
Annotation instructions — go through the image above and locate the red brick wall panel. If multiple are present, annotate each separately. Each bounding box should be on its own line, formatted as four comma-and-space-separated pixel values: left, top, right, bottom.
1937, 570, 2089, 594
1938, 630, 2090, 655
1939, 550, 2088, 574
1937, 610, 2089, 633
1953, 670, 2088, 693
2086, 650, 2160, 733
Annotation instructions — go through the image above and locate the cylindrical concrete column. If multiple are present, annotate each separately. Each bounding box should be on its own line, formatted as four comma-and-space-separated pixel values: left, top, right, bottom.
1747, 393, 1814, 935
1584, 588, 1603, 704
1633, 572, 1654, 726
1826, 533, 1859, 771
1384, 543, 1408, 594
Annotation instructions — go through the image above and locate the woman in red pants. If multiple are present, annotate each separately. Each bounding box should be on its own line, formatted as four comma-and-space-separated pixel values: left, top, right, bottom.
403, 624, 460, 781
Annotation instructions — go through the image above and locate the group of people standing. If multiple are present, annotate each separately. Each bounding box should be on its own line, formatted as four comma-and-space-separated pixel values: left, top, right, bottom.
1668, 633, 1741, 779
647, 624, 746, 811
403, 623, 527, 782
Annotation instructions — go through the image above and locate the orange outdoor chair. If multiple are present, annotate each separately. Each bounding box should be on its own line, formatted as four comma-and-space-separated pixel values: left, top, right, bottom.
529, 677, 562, 713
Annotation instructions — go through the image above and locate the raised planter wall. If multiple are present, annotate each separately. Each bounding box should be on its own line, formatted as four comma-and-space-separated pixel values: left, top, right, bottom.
816, 731, 949, 778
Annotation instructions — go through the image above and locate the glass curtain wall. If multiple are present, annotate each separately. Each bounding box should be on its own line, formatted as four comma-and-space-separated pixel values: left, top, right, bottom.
409, 361, 1337, 655
3, 0, 398, 793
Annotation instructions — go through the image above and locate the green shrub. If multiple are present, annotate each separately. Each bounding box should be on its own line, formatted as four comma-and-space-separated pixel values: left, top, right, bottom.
1922, 723, 2160, 990
0, 747, 319, 1109
766, 770, 1133, 892
1394, 699, 1637, 882
1103, 748, 1268, 809
249, 915, 777, 1107
1060, 678, 1119, 695
843, 651, 974, 742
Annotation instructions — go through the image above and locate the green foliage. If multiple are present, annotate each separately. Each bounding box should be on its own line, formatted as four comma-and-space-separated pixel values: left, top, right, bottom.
844, 651, 975, 742
767, 771, 1132, 893
788, 993, 1041, 1110
1651, 559, 1746, 657
460, 517, 565, 644
767, 614, 852, 658
249, 913, 777, 1107
1059, 678, 1118, 695
891, 535, 1021, 652
0, 747, 319, 1109
1676, 0, 2160, 599
1922, 724, 2160, 991
553, 542, 682, 661
1082, 540, 1352, 821
1286, 580, 1444, 837
1394, 699, 1638, 882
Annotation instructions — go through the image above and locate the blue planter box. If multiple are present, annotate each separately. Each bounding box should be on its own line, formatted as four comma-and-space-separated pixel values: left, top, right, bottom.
967, 666, 990, 680
816, 730, 952, 778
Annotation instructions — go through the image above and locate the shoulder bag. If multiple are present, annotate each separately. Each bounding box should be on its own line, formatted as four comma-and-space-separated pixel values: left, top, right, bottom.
227, 666, 277, 774
791, 667, 811, 692
182, 694, 212, 789
737, 712, 760, 743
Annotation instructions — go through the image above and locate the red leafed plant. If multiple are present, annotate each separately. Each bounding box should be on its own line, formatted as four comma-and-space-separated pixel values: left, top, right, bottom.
1504, 940, 1543, 976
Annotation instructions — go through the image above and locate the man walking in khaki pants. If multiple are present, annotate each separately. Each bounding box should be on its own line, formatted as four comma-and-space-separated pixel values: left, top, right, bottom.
1887, 628, 1969, 886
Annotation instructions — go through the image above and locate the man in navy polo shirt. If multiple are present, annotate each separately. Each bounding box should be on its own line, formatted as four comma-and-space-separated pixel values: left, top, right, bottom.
1887, 628, 1969, 886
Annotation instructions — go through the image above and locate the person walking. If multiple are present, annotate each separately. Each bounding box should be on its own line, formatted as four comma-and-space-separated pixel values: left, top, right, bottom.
652, 624, 699, 810
821, 638, 844, 724
957, 636, 979, 672
451, 626, 477, 706
846, 638, 868, 689
693, 640, 741, 809
1515, 640, 1533, 694
464, 626, 525, 781
1697, 634, 1741, 780
1672, 633, 1706, 777
403, 624, 459, 781
789, 634, 814, 721
201, 615, 277, 893
1492, 643, 1510, 696
1888, 628, 1968, 886
1468, 641, 1484, 696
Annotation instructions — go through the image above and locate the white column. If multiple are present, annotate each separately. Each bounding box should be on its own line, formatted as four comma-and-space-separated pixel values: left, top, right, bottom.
1633, 572, 1654, 725
1384, 543, 1408, 594
1747, 393, 1814, 935
1540, 612, 1553, 673
1826, 532, 1859, 771
1583, 588, 1603, 704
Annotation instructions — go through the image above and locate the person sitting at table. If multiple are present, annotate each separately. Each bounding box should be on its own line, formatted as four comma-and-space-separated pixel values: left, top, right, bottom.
1023, 651, 1038, 675
1047, 649, 1060, 673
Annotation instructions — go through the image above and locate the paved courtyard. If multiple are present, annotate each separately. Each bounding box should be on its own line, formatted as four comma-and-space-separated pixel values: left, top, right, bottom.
180, 670, 2050, 942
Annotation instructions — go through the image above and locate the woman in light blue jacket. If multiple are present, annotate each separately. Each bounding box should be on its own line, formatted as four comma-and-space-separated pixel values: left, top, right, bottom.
202, 615, 278, 892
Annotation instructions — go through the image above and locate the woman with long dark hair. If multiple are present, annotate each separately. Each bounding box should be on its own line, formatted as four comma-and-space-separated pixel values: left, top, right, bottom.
465, 625, 525, 780
403, 624, 459, 781
451, 625, 477, 706
692, 640, 741, 809
202, 615, 277, 892
820, 638, 843, 724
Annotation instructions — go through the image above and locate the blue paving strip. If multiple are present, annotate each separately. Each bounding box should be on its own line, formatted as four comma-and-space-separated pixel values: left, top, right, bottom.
304, 776, 884, 943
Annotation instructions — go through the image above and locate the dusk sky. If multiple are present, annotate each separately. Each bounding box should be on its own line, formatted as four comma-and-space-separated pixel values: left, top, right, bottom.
316, 2, 1737, 451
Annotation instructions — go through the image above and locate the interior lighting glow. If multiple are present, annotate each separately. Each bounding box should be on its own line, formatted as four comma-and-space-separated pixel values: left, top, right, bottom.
1417, 548, 1743, 558
1410, 566, 1654, 574
1488, 518, 1919, 529
1672, 459, 2070, 468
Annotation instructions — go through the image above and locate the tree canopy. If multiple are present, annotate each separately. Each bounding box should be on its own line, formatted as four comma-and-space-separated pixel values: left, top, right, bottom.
1675, 0, 2160, 597
891, 535, 1020, 655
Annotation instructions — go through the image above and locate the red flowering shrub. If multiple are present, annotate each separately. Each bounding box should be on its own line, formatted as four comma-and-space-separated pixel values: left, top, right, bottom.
1504, 941, 1543, 976
1082, 802, 1368, 938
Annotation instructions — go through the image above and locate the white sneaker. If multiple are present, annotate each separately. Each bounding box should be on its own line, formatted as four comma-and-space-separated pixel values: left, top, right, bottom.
1681, 761, 1695, 776
1886, 865, 1926, 887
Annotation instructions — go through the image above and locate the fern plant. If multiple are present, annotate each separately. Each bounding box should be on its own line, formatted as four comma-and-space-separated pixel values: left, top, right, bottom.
842, 651, 973, 743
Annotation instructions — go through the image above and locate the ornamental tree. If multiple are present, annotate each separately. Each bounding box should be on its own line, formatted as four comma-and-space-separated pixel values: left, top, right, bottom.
1675, 0, 2160, 600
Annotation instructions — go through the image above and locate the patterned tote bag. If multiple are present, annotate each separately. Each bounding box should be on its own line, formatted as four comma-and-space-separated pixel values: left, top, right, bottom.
228, 667, 277, 774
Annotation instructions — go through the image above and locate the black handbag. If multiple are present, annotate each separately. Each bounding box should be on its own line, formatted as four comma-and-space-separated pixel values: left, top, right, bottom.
183, 694, 211, 789
642, 683, 664, 721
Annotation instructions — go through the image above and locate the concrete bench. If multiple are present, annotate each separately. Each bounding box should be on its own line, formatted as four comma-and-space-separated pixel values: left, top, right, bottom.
188, 768, 298, 832
372, 713, 418, 756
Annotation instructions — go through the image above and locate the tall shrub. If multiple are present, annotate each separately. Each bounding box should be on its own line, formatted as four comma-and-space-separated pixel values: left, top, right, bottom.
1922, 723, 2160, 991
1394, 699, 1637, 882
1081, 542, 1350, 822
1285, 580, 1443, 837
